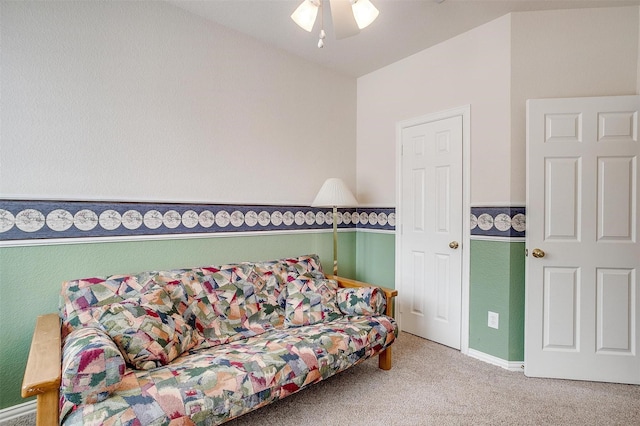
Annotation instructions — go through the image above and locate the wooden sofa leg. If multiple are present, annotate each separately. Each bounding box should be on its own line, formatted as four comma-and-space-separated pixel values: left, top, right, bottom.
378, 347, 392, 370
36, 390, 59, 426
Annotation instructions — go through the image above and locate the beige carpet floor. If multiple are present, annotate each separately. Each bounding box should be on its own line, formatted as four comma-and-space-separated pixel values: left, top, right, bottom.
227, 332, 640, 426
6, 332, 639, 425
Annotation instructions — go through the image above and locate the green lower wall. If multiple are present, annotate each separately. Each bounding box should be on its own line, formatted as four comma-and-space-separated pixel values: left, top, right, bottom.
0, 231, 356, 409
355, 231, 396, 316
469, 239, 525, 361
508, 242, 526, 361
354, 234, 526, 362
355, 232, 396, 288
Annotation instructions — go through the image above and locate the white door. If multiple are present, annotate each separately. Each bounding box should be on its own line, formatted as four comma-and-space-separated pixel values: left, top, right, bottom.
399, 115, 463, 349
526, 95, 640, 384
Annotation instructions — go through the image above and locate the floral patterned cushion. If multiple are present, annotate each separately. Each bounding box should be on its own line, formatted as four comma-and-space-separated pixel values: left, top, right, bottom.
59, 272, 160, 338
250, 260, 289, 309
182, 279, 280, 347
159, 279, 191, 317
61, 326, 126, 405
96, 286, 198, 370
205, 263, 254, 286
60, 315, 398, 425
336, 286, 387, 316
58, 255, 400, 425
284, 275, 341, 327
98, 304, 197, 370
283, 254, 326, 279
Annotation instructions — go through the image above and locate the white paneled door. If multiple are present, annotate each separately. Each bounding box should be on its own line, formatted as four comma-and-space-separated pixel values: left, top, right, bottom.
526, 95, 640, 384
399, 115, 463, 349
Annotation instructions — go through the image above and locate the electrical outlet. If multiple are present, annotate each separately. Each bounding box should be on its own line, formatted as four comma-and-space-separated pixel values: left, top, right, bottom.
488, 311, 499, 329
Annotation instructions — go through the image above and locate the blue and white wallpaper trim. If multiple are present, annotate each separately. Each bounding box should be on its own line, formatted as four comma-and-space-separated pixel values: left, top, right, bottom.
0, 200, 524, 243
0, 200, 395, 243
470, 206, 526, 239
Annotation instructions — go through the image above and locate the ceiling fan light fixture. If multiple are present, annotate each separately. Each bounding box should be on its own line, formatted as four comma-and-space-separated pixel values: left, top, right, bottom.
291, 0, 379, 46
291, 0, 320, 32
351, 0, 379, 29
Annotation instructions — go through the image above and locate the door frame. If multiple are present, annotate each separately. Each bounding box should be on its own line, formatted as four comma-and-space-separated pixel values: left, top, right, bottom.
395, 104, 471, 354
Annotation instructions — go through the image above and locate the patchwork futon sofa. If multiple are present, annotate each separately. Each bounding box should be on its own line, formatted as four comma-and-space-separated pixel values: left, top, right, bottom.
22, 254, 398, 425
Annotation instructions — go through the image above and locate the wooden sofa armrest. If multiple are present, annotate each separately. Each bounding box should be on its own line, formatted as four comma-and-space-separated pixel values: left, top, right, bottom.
326, 275, 398, 371
22, 313, 61, 426
326, 275, 398, 318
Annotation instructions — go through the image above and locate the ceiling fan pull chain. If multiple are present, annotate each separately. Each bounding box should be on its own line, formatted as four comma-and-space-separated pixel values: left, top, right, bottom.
318, 1, 325, 48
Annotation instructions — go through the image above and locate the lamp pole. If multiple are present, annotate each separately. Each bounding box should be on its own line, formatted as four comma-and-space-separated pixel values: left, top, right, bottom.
311, 178, 357, 278
332, 205, 338, 276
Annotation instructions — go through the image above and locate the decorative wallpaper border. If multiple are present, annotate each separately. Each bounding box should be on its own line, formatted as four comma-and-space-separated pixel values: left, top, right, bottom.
0, 200, 395, 242
351, 207, 396, 231
0, 201, 524, 242
470, 206, 526, 238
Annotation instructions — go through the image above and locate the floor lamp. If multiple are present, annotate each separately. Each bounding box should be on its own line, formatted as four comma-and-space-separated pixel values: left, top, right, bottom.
311, 178, 358, 276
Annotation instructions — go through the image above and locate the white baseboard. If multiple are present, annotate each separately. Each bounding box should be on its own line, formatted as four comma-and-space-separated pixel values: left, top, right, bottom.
467, 348, 524, 372
0, 401, 36, 422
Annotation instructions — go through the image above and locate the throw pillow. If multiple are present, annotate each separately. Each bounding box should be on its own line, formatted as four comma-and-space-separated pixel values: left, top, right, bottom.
336, 286, 387, 316
249, 261, 288, 310
61, 326, 126, 405
284, 275, 341, 327
284, 254, 326, 280
96, 286, 197, 370
181, 279, 278, 346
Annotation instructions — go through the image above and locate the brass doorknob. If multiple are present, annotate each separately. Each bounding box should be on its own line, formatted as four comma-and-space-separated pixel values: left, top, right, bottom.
532, 248, 545, 258
449, 241, 459, 249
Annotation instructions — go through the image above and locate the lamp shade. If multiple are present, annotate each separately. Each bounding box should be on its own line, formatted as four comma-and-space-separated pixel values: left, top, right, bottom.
352, 0, 379, 29
291, 0, 319, 32
311, 178, 358, 207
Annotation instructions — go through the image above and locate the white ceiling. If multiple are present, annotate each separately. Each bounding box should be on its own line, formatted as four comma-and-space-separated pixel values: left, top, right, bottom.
168, 0, 640, 77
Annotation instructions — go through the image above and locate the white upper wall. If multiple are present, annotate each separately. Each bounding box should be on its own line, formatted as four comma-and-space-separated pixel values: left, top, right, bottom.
357, 15, 512, 206
0, 1, 356, 205
510, 6, 639, 202
357, 6, 639, 207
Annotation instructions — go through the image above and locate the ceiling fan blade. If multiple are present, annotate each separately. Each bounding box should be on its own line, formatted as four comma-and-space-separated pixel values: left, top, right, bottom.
329, 0, 360, 40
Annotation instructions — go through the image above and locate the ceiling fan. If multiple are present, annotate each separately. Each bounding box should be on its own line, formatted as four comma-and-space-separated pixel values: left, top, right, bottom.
291, 0, 380, 47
